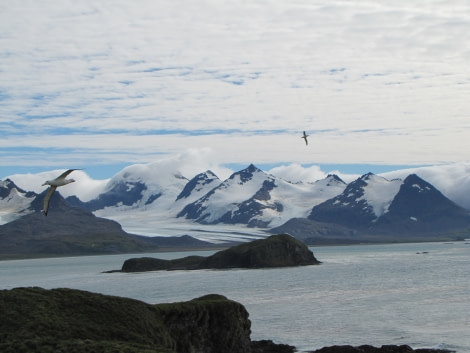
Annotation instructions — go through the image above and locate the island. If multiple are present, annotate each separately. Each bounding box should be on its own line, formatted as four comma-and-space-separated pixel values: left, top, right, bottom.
118, 233, 320, 272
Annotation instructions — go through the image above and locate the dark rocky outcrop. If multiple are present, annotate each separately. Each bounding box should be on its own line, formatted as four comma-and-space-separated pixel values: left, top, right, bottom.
121, 255, 206, 272
0, 287, 254, 353
156, 293, 252, 353
251, 340, 296, 353
120, 234, 320, 272
198, 233, 319, 269
0, 287, 454, 353
308, 344, 454, 353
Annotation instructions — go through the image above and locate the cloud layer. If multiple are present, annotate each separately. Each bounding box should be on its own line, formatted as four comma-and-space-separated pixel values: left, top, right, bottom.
1, 0, 470, 178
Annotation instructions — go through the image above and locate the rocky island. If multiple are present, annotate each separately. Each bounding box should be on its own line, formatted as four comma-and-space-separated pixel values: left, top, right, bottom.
0, 287, 454, 353
118, 233, 320, 272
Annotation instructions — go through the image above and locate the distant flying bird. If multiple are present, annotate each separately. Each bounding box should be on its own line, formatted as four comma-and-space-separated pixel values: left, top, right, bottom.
301, 131, 309, 145
41, 169, 79, 216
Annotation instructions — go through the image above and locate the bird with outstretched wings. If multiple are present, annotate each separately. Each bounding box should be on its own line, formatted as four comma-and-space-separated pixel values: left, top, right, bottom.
301, 131, 309, 145
42, 169, 79, 216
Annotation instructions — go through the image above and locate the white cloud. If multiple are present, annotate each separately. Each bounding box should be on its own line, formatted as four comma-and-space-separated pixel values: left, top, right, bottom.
6, 151, 235, 201
1, 0, 470, 178
267, 164, 327, 183
9, 169, 108, 202
142, 148, 235, 181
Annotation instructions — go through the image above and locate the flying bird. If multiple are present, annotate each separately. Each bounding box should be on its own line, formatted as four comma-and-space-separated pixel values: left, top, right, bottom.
42, 169, 79, 216
301, 131, 309, 145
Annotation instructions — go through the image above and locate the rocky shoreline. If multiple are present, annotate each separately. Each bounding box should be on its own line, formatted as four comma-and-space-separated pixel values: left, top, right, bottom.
0, 287, 455, 353
306, 345, 454, 353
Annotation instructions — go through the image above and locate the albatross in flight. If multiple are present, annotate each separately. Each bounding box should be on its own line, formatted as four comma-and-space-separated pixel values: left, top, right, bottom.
301, 131, 309, 145
42, 169, 79, 216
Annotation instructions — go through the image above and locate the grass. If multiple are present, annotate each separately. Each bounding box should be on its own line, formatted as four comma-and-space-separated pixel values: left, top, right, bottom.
0, 288, 253, 353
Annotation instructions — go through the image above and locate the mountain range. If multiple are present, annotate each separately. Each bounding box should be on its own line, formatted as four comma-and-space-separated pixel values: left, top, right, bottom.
2, 163, 470, 255
272, 172, 470, 243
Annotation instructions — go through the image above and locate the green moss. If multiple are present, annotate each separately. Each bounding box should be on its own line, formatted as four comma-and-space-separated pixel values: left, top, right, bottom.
0, 288, 253, 353
0, 287, 175, 353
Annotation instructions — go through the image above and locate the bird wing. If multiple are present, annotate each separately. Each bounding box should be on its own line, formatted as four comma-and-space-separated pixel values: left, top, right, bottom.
301, 132, 309, 145
56, 169, 79, 180
43, 186, 57, 216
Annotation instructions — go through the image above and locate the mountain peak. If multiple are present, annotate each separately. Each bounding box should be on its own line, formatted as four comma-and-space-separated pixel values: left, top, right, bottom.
242, 163, 262, 174
403, 173, 433, 191
205, 170, 218, 178
1, 179, 37, 224
175, 170, 221, 201
387, 173, 456, 216
370, 173, 470, 234
325, 174, 346, 185
0, 179, 16, 198
361, 172, 375, 181
241, 164, 261, 173
1, 179, 32, 197
229, 164, 263, 183
308, 173, 402, 228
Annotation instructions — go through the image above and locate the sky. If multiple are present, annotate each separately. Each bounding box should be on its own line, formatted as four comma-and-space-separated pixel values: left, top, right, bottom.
1, 0, 470, 181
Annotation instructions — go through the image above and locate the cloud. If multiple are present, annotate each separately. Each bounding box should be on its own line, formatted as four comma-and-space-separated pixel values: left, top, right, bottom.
7, 149, 235, 200
146, 148, 235, 181
1, 1, 470, 178
9, 169, 108, 202
267, 164, 327, 183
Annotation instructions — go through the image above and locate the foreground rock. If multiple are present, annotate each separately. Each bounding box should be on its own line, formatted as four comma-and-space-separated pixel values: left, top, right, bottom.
308, 345, 454, 353
0, 287, 295, 353
120, 233, 320, 272
0, 287, 453, 353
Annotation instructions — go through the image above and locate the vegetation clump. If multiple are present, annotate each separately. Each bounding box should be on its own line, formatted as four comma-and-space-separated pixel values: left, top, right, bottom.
0, 287, 256, 353
0, 287, 174, 353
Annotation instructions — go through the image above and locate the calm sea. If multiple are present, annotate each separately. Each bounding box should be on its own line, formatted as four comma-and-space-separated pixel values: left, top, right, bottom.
1, 242, 469, 352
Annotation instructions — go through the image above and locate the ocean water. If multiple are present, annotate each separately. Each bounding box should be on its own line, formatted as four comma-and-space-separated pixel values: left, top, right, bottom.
1, 242, 469, 352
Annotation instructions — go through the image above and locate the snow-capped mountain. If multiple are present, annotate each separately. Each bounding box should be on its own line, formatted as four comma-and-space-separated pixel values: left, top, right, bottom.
177, 164, 274, 225
0, 179, 37, 223
308, 173, 402, 228
308, 173, 470, 235
381, 163, 470, 211
175, 170, 222, 204
3, 162, 470, 244
87, 163, 190, 213
177, 164, 346, 228
371, 174, 470, 234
